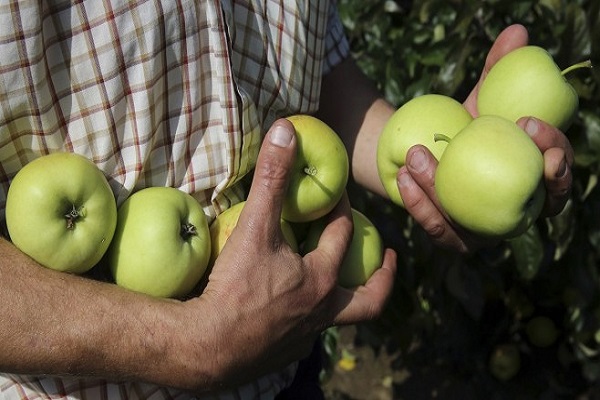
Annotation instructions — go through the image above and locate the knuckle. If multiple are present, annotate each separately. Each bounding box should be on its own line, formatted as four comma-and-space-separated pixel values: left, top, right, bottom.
401, 192, 425, 211
255, 156, 290, 191
365, 301, 385, 321
421, 216, 447, 240
305, 253, 339, 294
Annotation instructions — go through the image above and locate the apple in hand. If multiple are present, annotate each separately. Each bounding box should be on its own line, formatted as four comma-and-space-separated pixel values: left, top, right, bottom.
477, 45, 592, 131
283, 115, 349, 222
377, 94, 473, 206
434, 115, 545, 239
303, 208, 383, 288
209, 200, 299, 265
106, 186, 211, 298
5, 152, 117, 274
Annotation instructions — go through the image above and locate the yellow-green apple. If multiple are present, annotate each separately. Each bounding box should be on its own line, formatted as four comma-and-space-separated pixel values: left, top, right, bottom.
377, 94, 473, 206
477, 45, 592, 131
283, 115, 349, 222
209, 200, 298, 265
434, 115, 545, 239
107, 186, 211, 298
5, 152, 117, 274
303, 208, 383, 288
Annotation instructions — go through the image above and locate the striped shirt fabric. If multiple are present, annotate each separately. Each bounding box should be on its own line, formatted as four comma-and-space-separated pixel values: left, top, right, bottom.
0, 0, 349, 399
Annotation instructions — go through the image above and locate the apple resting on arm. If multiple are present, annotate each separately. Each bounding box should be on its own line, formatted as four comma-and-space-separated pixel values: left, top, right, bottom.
317, 23, 574, 253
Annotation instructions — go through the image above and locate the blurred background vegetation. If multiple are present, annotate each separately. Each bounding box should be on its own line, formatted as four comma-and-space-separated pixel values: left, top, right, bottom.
323, 0, 600, 398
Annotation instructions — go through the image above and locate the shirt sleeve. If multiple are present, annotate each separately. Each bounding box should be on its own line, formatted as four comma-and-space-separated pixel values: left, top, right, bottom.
321, 3, 350, 76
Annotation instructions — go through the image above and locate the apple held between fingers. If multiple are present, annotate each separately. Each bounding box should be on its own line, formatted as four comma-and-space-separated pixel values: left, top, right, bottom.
209, 200, 299, 265
477, 45, 593, 131
107, 186, 211, 299
5, 152, 117, 274
376, 94, 473, 207
435, 115, 545, 239
283, 115, 349, 223
303, 208, 383, 288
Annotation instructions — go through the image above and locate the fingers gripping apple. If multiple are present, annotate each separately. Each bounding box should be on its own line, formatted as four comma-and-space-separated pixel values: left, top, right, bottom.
434, 115, 545, 239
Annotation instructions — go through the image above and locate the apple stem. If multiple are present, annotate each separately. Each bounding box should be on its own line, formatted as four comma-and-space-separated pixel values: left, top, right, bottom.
180, 223, 197, 240
304, 165, 318, 176
561, 60, 593, 76
64, 204, 83, 230
433, 133, 452, 143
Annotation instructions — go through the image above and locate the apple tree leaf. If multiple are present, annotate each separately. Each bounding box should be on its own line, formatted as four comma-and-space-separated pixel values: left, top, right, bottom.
569, 111, 600, 172
508, 224, 544, 281
545, 200, 576, 261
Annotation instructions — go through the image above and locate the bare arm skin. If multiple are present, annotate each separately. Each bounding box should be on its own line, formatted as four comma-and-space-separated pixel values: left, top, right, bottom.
0, 119, 397, 393
0, 236, 198, 387
316, 58, 396, 198
317, 24, 574, 253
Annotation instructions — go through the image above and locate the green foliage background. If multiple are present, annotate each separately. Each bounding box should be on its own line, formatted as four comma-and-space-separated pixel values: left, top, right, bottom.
329, 0, 600, 396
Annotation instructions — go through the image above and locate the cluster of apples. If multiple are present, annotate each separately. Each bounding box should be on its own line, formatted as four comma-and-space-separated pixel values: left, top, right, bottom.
377, 45, 591, 239
5, 153, 212, 298
4, 115, 384, 299
209, 115, 385, 289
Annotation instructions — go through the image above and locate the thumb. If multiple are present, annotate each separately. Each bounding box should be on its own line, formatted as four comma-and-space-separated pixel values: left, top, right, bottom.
238, 118, 297, 236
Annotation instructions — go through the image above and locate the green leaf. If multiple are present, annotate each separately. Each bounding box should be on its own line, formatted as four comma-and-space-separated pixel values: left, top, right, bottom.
508, 224, 544, 280
563, 3, 592, 59
582, 110, 600, 158
545, 199, 576, 260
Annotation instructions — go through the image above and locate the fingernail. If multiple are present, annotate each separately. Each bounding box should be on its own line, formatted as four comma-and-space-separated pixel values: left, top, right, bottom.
556, 157, 567, 178
409, 149, 428, 173
524, 118, 539, 137
269, 124, 293, 148
397, 170, 411, 188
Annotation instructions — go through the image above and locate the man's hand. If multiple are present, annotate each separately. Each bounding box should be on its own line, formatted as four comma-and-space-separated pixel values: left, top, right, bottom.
187, 119, 397, 388
398, 24, 574, 252
0, 118, 396, 394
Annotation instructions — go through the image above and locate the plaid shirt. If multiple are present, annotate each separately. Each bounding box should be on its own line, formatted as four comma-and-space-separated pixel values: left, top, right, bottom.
0, 0, 349, 399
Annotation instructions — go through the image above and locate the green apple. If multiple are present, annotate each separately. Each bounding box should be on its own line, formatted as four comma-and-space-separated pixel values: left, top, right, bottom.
303, 208, 383, 288
283, 115, 349, 222
5, 152, 117, 274
525, 316, 559, 348
489, 343, 521, 381
477, 45, 592, 131
377, 94, 473, 207
209, 200, 298, 265
435, 115, 545, 239
107, 186, 211, 298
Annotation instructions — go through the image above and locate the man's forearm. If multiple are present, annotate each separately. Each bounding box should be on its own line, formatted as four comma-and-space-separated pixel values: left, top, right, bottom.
316, 57, 396, 198
0, 237, 214, 390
